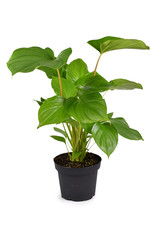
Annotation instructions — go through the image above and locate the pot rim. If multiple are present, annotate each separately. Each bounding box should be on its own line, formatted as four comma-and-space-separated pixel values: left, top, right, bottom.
54, 152, 101, 175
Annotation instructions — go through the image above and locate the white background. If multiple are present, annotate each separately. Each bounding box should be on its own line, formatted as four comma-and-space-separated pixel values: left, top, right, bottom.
0, 0, 160, 239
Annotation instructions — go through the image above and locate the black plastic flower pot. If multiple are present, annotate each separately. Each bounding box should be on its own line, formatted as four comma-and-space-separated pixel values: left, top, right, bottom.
54, 152, 101, 201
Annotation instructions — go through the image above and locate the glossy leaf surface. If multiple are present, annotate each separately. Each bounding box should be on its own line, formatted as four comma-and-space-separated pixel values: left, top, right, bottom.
110, 117, 143, 140
77, 74, 109, 92
38, 96, 68, 128
92, 122, 118, 157
7, 47, 55, 75
80, 122, 94, 133
38, 48, 72, 70
7, 47, 72, 76
88, 36, 149, 54
51, 76, 77, 98
66, 58, 89, 82
88, 36, 121, 52
38, 66, 57, 79
64, 92, 108, 123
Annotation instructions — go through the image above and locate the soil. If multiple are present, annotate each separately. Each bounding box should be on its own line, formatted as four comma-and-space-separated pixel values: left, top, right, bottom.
54, 152, 101, 168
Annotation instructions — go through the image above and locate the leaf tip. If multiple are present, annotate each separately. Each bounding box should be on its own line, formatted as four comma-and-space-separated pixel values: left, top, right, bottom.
139, 84, 143, 89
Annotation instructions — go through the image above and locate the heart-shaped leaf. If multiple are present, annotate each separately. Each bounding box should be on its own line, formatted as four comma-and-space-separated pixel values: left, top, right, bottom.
7, 47, 72, 76
38, 96, 68, 128
64, 92, 108, 123
51, 76, 77, 98
66, 58, 89, 82
7, 47, 55, 75
110, 117, 143, 140
88, 36, 121, 52
88, 36, 149, 54
77, 74, 109, 92
91, 122, 118, 157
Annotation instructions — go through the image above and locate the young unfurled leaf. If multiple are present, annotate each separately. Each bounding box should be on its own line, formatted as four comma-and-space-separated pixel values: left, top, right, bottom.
54, 127, 67, 137
38, 96, 68, 128
108, 112, 114, 118
50, 135, 66, 143
51, 76, 77, 98
110, 117, 143, 140
66, 58, 89, 82
88, 36, 149, 54
34, 97, 46, 106
91, 122, 118, 157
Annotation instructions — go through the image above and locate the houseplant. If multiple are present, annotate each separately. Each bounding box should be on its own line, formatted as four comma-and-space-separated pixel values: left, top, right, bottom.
7, 36, 149, 201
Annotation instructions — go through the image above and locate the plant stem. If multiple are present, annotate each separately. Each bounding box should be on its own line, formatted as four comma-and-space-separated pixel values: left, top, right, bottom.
57, 69, 63, 96
93, 54, 102, 76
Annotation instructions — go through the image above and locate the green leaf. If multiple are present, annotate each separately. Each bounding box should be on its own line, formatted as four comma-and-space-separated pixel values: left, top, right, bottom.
7, 47, 72, 76
75, 72, 94, 87
37, 66, 57, 79
51, 76, 77, 98
38, 96, 68, 128
77, 75, 142, 92
66, 58, 89, 82
91, 122, 118, 157
43, 47, 55, 58
108, 79, 143, 90
108, 112, 114, 118
88, 36, 149, 54
38, 48, 72, 70
63, 118, 79, 127
88, 36, 121, 52
54, 127, 67, 137
50, 135, 66, 143
77, 74, 109, 92
72, 151, 82, 159
57, 48, 72, 63
7, 47, 55, 75
34, 97, 46, 106
64, 92, 109, 123
81, 122, 94, 133
110, 117, 143, 140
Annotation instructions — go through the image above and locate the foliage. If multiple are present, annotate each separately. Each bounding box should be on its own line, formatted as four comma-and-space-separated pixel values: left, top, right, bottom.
7, 36, 149, 161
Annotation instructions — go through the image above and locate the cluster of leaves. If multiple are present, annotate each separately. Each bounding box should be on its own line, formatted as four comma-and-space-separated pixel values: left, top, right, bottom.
7, 36, 149, 161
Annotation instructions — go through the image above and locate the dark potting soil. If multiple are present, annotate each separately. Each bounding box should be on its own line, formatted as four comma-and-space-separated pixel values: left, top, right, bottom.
54, 152, 101, 168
